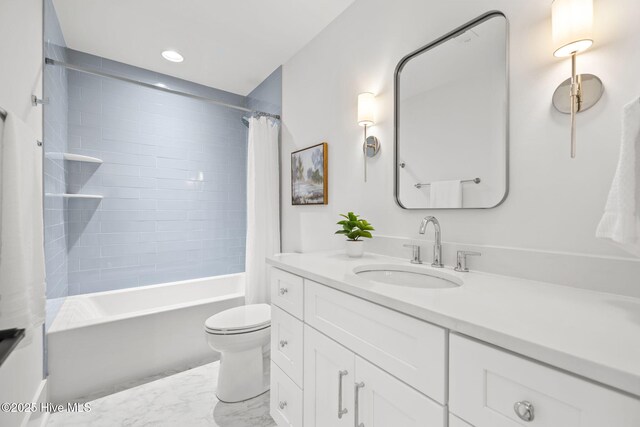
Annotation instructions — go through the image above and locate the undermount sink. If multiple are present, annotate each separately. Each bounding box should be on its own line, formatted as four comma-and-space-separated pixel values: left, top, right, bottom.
353, 264, 462, 289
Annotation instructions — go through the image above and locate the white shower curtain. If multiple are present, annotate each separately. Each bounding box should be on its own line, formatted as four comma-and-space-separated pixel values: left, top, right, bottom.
0, 111, 45, 333
245, 116, 280, 305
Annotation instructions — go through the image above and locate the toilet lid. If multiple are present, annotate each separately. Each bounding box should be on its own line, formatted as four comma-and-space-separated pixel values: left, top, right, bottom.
205, 304, 271, 334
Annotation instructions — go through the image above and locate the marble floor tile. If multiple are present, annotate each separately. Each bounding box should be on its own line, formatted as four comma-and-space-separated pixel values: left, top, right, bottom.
47, 362, 275, 427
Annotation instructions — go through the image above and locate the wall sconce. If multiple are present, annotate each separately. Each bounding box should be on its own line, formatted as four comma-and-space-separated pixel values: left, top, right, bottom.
357, 92, 380, 182
551, 0, 604, 158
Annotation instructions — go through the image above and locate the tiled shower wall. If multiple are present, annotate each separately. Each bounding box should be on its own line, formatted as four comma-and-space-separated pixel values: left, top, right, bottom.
43, 0, 69, 311
64, 50, 249, 295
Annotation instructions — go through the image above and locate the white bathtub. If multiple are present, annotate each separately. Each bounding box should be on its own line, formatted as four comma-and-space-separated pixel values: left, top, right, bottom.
47, 274, 245, 403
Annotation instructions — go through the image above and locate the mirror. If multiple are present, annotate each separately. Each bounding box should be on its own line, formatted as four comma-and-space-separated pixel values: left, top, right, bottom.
394, 12, 508, 209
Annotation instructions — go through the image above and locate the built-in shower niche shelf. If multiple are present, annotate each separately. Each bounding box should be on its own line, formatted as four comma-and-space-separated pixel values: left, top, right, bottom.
45, 152, 103, 164
45, 193, 103, 200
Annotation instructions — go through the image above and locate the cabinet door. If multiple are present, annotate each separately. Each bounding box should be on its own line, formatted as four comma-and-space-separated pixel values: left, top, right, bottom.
303, 325, 355, 427
354, 356, 446, 427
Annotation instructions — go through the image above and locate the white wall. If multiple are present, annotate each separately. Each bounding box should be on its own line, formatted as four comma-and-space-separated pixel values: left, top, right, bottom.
281, 0, 640, 265
0, 1, 45, 426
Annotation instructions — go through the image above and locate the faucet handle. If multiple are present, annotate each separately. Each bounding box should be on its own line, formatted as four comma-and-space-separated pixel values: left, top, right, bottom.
403, 244, 422, 264
455, 251, 481, 272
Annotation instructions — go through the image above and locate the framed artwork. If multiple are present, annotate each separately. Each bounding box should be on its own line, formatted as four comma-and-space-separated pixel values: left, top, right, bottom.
291, 142, 328, 205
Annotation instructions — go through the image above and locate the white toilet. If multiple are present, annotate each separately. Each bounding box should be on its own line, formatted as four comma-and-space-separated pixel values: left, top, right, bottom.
205, 304, 271, 403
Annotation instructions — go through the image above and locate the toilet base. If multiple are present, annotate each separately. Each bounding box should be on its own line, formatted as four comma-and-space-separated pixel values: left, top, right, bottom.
216, 346, 270, 403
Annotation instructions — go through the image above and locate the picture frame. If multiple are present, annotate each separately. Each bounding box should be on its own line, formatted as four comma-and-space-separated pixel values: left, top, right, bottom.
291, 142, 328, 205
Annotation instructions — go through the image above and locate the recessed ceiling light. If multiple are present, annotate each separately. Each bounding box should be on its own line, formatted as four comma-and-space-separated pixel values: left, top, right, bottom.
161, 50, 184, 63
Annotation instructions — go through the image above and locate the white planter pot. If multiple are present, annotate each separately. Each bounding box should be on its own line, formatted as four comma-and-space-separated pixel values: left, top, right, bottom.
345, 240, 364, 258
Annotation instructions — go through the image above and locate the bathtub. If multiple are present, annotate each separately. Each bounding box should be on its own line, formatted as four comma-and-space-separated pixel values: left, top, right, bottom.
47, 274, 245, 403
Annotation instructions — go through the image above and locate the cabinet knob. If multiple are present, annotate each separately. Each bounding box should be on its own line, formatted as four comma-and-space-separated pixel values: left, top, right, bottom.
279, 340, 288, 348
279, 287, 288, 295
279, 401, 287, 410
514, 401, 535, 422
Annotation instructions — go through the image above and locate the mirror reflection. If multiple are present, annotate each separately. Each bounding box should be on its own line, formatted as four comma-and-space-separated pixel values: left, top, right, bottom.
395, 13, 508, 209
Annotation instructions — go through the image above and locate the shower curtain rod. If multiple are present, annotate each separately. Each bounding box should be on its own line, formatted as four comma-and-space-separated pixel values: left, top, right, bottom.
44, 58, 281, 121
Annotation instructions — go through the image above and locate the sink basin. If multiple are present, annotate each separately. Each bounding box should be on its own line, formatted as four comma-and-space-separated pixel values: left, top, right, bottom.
353, 264, 461, 289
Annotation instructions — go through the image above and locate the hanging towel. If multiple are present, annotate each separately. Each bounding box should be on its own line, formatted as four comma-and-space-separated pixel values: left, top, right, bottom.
596, 97, 640, 256
0, 110, 45, 332
430, 180, 462, 208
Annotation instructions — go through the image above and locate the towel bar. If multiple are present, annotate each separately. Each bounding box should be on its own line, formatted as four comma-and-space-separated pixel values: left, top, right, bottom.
415, 177, 481, 189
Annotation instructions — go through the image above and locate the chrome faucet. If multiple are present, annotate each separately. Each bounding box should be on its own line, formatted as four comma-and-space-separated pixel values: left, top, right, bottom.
419, 216, 444, 268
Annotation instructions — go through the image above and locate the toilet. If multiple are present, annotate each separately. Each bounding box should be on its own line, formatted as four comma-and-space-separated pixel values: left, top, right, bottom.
205, 303, 271, 403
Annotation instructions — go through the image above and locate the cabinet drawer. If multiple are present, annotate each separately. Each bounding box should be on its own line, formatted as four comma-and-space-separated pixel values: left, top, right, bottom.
270, 362, 303, 427
270, 267, 304, 320
304, 280, 447, 403
450, 334, 640, 427
271, 305, 304, 388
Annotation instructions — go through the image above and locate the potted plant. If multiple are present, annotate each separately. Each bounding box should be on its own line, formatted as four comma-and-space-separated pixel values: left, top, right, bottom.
335, 212, 375, 258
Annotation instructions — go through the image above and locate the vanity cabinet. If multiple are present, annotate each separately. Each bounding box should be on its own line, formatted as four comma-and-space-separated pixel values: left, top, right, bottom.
304, 325, 445, 427
304, 280, 446, 403
449, 334, 640, 427
269, 266, 640, 427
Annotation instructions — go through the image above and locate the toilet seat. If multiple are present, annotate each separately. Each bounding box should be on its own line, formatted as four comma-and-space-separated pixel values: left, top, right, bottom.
205, 303, 271, 335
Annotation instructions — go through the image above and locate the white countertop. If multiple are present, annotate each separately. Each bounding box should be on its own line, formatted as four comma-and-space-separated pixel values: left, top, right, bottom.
267, 251, 640, 398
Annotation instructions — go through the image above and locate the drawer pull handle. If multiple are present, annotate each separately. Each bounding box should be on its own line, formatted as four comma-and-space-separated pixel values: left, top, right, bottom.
338, 370, 348, 419
279, 340, 288, 348
514, 401, 535, 422
279, 401, 287, 410
279, 288, 288, 295
355, 381, 365, 427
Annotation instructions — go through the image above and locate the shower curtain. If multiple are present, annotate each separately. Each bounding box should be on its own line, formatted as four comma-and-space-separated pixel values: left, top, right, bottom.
0, 112, 45, 336
245, 116, 280, 305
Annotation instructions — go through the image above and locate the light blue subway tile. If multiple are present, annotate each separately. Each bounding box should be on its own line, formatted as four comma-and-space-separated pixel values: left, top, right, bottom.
101, 198, 156, 211
156, 157, 193, 171
156, 240, 201, 253
100, 152, 156, 167
101, 242, 156, 257
98, 232, 141, 245
140, 167, 190, 180
155, 210, 187, 221
100, 221, 155, 233
49, 50, 260, 296
98, 163, 141, 177
101, 175, 155, 188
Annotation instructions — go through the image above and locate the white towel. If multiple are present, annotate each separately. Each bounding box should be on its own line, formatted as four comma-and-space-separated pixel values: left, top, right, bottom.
0, 110, 45, 331
596, 97, 640, 256
430, 180, 462, 208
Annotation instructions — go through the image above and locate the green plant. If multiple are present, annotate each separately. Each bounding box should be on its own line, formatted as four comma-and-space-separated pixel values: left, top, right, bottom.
335, 212, 375, 241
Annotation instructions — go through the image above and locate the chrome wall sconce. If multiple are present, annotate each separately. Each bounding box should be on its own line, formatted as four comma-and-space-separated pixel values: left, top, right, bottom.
357, 92, 380, 182
551, 0, 604, 158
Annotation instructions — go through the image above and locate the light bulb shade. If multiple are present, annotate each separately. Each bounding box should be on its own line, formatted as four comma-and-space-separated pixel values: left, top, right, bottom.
552, 0, 593, 57
357, 92, 375, 126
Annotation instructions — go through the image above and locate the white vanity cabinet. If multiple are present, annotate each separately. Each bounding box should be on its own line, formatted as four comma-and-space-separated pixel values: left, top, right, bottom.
304, 325, 445, 427
449, 334, 640, 427
269, 266, 640, 427
270, 267, 446, 427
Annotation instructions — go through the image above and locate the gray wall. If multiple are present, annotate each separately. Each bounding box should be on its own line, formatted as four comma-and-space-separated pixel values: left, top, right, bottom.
247, 67, 282, 116
43, 0, 69, 325
63, 50, 249, 295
